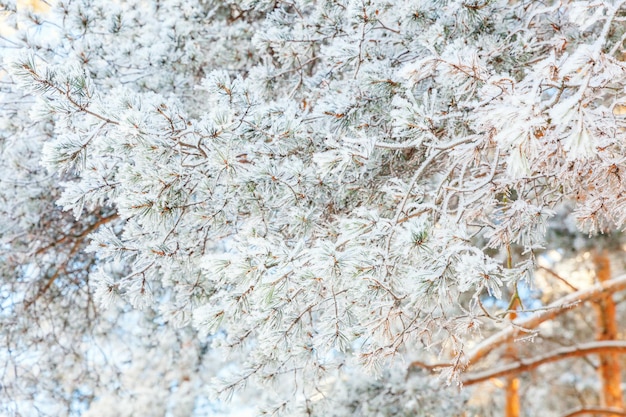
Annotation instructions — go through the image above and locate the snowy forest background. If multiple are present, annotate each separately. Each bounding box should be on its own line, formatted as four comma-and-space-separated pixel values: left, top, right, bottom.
2, 0, 626, 416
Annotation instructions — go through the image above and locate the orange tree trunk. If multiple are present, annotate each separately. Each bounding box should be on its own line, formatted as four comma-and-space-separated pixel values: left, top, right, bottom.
505, 297, 520, 417
593, 251, 624, 414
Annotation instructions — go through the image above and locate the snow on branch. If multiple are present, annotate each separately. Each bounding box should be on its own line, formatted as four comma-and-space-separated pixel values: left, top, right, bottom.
463, 341, 626, 385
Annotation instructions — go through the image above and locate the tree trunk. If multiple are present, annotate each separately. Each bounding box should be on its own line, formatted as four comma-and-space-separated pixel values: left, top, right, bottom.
593, 251, 624, 415
505, 298, 520, 417
505, 376, 520, 417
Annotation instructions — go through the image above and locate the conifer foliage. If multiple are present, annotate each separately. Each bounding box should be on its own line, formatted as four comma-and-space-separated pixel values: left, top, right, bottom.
2, 0, 626, 415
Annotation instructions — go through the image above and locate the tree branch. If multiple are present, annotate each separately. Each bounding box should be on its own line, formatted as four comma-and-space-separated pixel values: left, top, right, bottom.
24, 213, 119, 309
33, 212, 119, 257
561, 407, 626, 417
465, 274, 626, 366
408, 275, 626, 374
538, 265, 579, 291
463, 341, 626, 385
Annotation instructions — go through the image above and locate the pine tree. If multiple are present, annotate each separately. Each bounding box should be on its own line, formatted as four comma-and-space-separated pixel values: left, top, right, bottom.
2, 0, 626, 415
